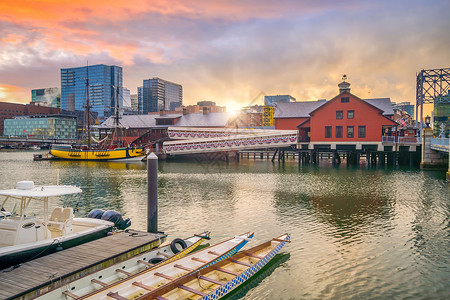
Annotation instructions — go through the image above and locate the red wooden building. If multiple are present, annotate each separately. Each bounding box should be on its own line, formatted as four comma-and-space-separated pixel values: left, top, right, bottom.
274, 81, 398, 150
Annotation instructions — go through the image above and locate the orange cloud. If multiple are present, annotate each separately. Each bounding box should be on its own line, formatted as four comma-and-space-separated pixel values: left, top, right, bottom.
0, 84, 29, 103
0, 1, 322, 24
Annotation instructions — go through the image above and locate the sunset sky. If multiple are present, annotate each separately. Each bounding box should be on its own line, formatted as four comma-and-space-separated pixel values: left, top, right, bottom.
1, 0, 449, 112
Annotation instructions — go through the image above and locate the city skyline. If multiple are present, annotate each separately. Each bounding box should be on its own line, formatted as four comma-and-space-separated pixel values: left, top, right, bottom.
1, 0, 449, 112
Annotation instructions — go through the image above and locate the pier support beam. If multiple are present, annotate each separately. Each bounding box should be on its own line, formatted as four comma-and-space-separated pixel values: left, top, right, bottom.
147, 153, 158, 233
271, 149, 278, 162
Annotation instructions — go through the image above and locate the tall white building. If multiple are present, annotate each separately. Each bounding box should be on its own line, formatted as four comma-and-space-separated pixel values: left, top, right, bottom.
122, 88, 131, 109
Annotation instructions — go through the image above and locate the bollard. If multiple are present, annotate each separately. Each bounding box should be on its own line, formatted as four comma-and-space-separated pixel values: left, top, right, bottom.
147, 152, 158, 233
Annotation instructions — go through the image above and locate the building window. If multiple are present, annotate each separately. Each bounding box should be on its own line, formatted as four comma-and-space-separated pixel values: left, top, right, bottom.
325, 126, 332, 138
336, 111, 343, 119
347, 110, 354, 119
358, 126, 366, 138
347, 126, 354, 138
336, 126, 343, 138
341, 97, 349, 103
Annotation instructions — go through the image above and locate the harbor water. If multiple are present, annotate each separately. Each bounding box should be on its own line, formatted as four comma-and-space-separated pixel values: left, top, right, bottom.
1, 151, 449, 299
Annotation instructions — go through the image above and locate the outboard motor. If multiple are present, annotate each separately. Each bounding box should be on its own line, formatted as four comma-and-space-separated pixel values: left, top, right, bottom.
101, 210, 132, 230
87, 209, 105, 219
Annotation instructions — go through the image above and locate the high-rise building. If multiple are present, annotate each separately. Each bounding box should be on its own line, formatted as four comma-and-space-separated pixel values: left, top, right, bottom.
60, 64, 123, 119
122, 88, 131, 109
130, 94, 138, 111
142, 78, 182, 113
31, 87, 60, 108
137, 86, 144, 114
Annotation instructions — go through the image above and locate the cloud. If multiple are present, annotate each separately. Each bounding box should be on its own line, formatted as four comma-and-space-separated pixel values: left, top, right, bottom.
0, 0, 449, 109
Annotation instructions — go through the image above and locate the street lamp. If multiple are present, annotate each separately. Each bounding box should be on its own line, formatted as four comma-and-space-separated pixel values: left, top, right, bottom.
425, 115, 431, 128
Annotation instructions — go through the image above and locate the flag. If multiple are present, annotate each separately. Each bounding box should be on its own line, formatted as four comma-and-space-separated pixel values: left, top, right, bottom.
23, 129, 27, 132
400, 119, 406, 127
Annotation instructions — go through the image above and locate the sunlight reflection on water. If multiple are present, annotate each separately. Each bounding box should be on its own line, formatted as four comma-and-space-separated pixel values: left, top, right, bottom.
0, 152, 449, 299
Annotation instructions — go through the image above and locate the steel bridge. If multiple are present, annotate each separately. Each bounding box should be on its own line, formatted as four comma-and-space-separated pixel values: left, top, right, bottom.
416, 68, 450, 135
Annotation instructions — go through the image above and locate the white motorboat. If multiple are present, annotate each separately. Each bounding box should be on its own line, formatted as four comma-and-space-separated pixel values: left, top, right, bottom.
0, 181, 116, 270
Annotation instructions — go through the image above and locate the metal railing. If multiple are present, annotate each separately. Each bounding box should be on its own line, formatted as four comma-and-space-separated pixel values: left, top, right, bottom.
398, 137, 421, 144
382, 136, 422, 144
431, 138, 449, 146
431, 138, 449, 152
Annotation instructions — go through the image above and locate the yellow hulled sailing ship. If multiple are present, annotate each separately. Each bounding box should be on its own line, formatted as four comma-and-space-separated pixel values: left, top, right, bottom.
50, 144, 146, 161
50, 71, 147, 161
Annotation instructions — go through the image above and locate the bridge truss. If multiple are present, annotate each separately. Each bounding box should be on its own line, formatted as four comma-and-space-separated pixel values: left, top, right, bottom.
416, 68, 450, 135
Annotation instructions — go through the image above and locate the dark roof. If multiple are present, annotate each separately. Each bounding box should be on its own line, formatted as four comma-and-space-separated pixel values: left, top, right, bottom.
274, 101, 326, 118
364, 98, 394, 115
173, 112, 230, 127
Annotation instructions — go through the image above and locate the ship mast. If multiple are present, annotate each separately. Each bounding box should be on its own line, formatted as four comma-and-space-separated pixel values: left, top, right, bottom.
112, 85, 121, 147
84, 63, 92, 148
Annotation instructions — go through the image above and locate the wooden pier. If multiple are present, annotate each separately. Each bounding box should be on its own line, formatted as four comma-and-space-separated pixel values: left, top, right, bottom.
0, 229, 166, 300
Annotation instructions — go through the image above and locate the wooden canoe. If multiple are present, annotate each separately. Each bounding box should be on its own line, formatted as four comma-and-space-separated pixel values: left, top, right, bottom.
36, 232, 211, 300
78, 232, 254, 300
134, 234, 291, 300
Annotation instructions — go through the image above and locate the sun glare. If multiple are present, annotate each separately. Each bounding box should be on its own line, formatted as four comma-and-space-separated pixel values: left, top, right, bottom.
224, 101, 243, 113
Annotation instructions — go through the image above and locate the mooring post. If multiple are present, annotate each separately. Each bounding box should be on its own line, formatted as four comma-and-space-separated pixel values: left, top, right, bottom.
147, 152, 158, 233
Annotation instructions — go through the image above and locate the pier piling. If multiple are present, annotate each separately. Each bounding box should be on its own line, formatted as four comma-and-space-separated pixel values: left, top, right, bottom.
147, 152, 158, 233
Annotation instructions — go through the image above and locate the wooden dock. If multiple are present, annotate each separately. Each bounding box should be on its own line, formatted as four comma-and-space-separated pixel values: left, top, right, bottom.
0, 229, 166, 300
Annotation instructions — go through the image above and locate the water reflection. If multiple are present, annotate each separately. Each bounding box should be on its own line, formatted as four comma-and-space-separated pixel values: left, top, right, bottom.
1, 152, 449, 299
224, 253, 291, 300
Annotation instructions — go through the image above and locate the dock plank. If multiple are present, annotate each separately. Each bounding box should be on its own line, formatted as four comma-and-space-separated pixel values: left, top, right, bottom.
0, 230, 165, 300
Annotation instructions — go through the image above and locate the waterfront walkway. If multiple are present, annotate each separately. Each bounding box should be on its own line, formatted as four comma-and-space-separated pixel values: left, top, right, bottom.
0, 230, 164, 300
163, 127, 298, 155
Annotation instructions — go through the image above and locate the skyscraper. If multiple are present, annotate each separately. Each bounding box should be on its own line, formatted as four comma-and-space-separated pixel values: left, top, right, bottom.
60, 64, 123, 119
137, 86, 144, 114
142, 78, 182, 113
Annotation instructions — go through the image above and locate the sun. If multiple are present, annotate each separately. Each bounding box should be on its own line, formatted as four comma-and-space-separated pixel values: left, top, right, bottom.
228, 109, 239, 117
223, 101, 243, 113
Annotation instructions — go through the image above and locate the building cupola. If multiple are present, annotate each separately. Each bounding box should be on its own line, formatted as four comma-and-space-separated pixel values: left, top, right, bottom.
338, 75, 351, 94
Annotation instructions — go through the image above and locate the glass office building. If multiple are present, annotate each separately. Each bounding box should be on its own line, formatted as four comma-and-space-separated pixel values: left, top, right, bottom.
137, 86, 144, 114
4, 115, 77, 139
264, 95, 296, 106
434, 102, 450, 137
61, 64, 123, 120
31, 87, 61, 108
142, 78, 182, 113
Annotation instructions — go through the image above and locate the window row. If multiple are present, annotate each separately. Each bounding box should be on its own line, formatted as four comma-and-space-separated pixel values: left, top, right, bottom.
325, 126, 366, 138
336, 110, 354, 119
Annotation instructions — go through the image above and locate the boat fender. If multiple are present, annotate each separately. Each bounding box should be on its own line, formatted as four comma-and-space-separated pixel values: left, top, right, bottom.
170, 238, 188, 254
87, 209, 105, 219
148, 257, 164, 265
101, 210, 132, 230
